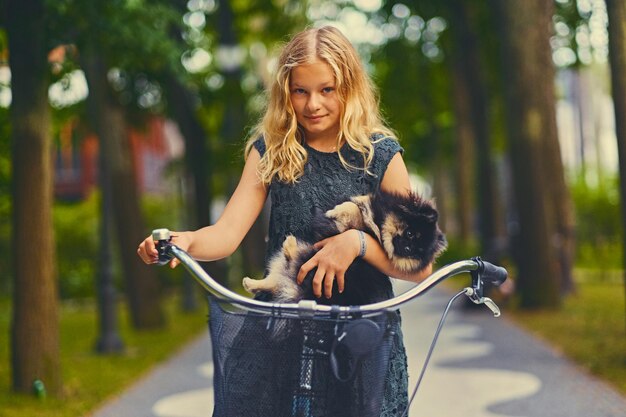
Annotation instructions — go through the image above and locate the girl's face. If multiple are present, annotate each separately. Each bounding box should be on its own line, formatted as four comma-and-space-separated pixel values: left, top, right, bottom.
289, 59, 341, 144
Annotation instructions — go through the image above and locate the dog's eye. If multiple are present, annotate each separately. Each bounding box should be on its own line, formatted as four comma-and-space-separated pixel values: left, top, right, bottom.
405, 230, 414, 239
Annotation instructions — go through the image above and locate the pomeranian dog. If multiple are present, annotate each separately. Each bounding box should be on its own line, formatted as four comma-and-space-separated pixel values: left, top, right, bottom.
242, 190, 447, 305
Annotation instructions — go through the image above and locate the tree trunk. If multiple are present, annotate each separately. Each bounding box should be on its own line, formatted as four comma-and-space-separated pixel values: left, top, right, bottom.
164, 74, 229, 304
450, 61, 475, 245
495, 0, 563, 308
448, 0, 506, 260
7, 0, 61, 395
531, 4, 576, 296
82, 48, 165, 329
165, 76, 213, 230
163, 0, 222, 303
605, 0, 626, 333
216, 0, 266, 279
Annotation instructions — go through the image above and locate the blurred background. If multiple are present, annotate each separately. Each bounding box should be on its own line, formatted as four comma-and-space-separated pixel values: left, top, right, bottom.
1, 0, 625, 415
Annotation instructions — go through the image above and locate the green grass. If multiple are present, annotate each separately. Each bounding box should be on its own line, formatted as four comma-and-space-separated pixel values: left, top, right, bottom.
508, 278, 626, 395
0, 294, 207, 417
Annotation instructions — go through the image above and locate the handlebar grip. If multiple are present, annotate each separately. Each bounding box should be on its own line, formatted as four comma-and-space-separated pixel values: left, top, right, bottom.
152, 228, 171, 241
152, 228, 173, 266
479, 261, 508, 286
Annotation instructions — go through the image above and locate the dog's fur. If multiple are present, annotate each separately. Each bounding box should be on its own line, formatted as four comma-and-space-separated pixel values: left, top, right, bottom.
242, 190, 447, 305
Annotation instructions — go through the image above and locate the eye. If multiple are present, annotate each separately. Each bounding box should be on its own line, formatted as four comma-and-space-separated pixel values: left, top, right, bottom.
405, 230, 413, 239
292, 88, 306, 95
322, 86, 335, 94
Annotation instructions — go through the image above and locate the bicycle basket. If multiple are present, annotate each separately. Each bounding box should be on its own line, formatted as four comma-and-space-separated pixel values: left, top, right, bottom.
208, 297, 398, 417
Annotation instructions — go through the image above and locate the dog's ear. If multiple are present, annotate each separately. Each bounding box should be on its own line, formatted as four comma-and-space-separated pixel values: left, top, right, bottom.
419, 205, 439, 223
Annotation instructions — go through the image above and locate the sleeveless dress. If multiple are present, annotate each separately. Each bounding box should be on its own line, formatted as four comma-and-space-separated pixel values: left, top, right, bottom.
253, 135, 409, 416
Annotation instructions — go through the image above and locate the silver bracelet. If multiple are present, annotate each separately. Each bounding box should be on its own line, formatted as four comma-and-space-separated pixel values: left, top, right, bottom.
357, 230, 367, 258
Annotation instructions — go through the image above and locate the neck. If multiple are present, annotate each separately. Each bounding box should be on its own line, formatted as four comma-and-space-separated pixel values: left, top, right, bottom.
302, 131, 342, 152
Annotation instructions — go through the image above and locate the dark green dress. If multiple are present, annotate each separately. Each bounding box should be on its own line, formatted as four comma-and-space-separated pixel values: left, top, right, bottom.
253, 135, 409, 416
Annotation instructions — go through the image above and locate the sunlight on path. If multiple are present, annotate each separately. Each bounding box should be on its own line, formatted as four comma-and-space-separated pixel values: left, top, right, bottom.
414, 368, 541, 417
153, 388, 213, 417
152, 363, 214, 417
403, 298, 542, 416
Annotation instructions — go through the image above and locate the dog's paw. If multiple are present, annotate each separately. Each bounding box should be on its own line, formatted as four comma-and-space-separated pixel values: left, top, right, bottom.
242, 277, 258, 293
325, 202, 361, 231
282, 235, 299, 260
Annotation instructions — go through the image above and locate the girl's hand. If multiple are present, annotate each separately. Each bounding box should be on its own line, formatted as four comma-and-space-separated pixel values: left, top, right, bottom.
137, 231, 192, 269
296, 229, 360, 299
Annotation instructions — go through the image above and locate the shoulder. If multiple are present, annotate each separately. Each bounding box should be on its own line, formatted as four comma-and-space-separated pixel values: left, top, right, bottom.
251, 136, 266, 157
370, 134, 404, 178
372, 134, 403, 155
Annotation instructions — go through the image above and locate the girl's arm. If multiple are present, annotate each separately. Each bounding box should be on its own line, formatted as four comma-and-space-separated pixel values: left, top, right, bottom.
137, 148, 268, 267
296, 152, 433, 299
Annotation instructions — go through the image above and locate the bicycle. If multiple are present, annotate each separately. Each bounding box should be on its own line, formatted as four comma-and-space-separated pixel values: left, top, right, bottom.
152, 228, 508, 417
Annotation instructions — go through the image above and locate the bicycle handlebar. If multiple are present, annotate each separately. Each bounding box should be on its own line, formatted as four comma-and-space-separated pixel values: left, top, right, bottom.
152, 228, 508, 318
472, 257, 508, 286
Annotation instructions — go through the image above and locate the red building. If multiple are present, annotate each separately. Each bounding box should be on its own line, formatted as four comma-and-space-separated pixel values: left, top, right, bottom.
53, 117, 184, 200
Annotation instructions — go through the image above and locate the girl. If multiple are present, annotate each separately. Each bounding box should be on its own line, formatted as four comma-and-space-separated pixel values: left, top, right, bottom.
138, 25, 432, 416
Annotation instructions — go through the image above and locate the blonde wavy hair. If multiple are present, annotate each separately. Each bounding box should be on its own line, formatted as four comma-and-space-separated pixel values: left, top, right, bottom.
245, 25, 395, 185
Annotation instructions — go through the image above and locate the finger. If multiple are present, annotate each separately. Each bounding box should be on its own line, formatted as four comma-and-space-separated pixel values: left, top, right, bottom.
297, 259, 315, 284
138, 243, 158, 264
312, 268, 326, 298
136, 246, 146, 263
137, 242, 155, 264
169, 258, 179, 269
313, 238, 329, 250
324, 273, 335, 299
144, 238, 158, 257
336, 272, 345, 294
143, 238, 159, 263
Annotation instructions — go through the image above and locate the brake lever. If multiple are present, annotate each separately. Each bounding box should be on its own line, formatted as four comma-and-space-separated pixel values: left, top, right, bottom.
463, 288, 502, 317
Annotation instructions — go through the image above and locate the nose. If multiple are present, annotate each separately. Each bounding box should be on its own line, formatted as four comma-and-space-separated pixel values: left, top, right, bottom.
306, 93, 321, 112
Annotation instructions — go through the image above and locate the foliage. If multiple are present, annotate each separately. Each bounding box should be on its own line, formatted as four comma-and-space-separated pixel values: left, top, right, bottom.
570, 174, 622, 269
0, 295, 206, 417
371, 4, 454, 171
436, 237, 479, 267
53, 195, 99, 299
552, 0, 608, 69
46, 0, 181, 71
51, 191, 187, 299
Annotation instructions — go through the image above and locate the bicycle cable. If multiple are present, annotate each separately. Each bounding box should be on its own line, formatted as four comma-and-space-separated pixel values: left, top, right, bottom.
399, 289, 467, 417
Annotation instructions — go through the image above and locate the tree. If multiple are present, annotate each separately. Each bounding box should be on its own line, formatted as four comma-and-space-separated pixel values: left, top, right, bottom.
605, 0, 626, 330
86, 81, 165, 327
49, 0, 186, 329
495, 0, 572, 308
444, 0, 505, 257
6, 0, 61, 394
214, 0, 263, 280
163, 0, 222, 298
81, 43, 165, 329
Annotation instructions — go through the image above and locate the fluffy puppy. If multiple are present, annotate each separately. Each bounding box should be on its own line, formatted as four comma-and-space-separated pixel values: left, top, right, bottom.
242, 190, 447, 305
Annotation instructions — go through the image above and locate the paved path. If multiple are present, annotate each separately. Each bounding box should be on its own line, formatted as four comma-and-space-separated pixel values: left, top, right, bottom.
90, 281, 626, 417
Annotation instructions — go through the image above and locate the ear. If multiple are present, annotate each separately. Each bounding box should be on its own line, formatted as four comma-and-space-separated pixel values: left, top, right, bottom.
420, 206, 439, 223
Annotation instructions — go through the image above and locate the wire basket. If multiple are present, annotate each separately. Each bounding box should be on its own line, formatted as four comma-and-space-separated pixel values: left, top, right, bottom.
208, 297, 398, 417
